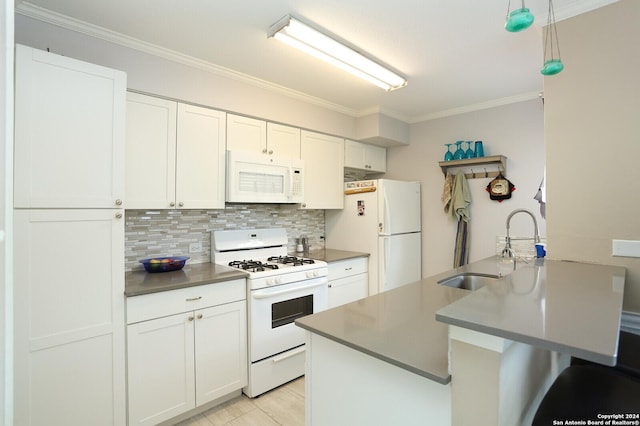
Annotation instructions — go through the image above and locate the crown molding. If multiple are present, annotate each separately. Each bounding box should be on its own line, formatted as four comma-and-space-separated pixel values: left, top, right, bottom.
15, 1, 361, 117
411, 91, 541, 123
535, 0, 620, 24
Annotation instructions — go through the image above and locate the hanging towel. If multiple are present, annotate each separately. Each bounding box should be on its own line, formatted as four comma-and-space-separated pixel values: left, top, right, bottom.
534, 167, 546, 219
451, 171, 471, 267
454, 220, 470, 267
450, 171, 471, 222
441, 172, 455, 214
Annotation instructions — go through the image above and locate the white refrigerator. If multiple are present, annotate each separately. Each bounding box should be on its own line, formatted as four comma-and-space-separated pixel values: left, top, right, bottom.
326, 179, 421, 295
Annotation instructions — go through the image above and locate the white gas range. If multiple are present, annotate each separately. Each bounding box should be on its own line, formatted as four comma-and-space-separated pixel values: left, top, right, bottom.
211, 228, 328, 398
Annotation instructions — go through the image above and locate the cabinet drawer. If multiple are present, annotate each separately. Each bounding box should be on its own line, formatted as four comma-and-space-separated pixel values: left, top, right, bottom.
126, 279, 246, 324
328, 257, 368, 281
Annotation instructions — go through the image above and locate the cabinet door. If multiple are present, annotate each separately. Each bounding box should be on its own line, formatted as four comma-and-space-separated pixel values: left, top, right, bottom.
344, 139, 366, 169
125, 92, 178, 209
300, 131, 344, 209
13, 209, 126, 426
328, 273, 369, 308
267, 123, 301, 159
127, 313, 196, 426
194, 301, 248, 406
176, 104, 226, 209
226, 113, 266, 154
14, 44, 126, 209
365, 144, 387, 172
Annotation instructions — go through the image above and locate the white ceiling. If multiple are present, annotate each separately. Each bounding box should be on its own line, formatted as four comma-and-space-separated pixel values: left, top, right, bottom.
15, 0, 617, 122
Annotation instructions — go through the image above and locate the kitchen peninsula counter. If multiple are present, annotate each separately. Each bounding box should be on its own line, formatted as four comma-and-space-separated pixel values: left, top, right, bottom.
436, 258, 626, 366
296, 256, 627, 425
296, 258, 486, 384
125, 262, 248, 297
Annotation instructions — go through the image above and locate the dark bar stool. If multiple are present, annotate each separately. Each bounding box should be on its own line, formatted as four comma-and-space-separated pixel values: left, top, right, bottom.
533, 331, 640, 425
571, 331, 640, 378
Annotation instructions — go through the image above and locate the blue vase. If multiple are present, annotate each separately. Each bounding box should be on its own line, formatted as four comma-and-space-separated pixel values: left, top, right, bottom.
474, 141, 484, 158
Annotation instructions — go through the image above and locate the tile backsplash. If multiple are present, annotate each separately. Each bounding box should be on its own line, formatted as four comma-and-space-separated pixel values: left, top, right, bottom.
125, 204, 325, 271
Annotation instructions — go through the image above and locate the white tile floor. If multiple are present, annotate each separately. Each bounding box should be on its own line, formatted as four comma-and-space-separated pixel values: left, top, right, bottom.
175, 377, 305, 426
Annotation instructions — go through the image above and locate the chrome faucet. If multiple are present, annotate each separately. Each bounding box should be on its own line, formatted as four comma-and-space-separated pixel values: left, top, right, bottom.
501, 208, 540, 269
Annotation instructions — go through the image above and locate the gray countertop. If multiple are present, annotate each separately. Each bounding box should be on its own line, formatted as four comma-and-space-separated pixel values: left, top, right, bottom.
306, 248, 369, 263
124, 249, 365, 297
436, 258, 626, 366
296, 256, 627, 384
296, 266, 473, 384
125, 262, 248, 297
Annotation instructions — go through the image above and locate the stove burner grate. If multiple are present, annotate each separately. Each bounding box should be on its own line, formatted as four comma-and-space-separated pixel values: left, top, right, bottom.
267, 256, 315, 266
228, 260, 279, 272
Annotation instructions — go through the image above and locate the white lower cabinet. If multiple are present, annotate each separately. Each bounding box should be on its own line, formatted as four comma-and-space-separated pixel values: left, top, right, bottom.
13, 209, 126, 426
126, 280, 247, 426
327, 257, 369, 309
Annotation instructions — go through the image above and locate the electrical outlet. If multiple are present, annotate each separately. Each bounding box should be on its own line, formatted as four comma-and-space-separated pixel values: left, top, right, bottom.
189, 242, 203, 253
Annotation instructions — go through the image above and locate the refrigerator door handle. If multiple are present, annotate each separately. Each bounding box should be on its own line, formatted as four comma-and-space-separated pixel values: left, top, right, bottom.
379, 185, 391, 235
380, 236, 389, 291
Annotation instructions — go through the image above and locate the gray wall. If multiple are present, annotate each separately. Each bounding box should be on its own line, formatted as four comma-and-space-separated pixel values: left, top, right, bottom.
545, 0, 640, 313
385, 99, 546, 278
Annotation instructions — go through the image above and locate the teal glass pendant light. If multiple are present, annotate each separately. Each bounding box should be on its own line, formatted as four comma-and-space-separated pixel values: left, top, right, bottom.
541, 0, 564, 75
505, 0, 534, 32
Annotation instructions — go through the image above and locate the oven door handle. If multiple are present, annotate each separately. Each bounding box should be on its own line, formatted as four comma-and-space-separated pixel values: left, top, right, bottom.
272, 346, 306, 363
252, 280, 327, 299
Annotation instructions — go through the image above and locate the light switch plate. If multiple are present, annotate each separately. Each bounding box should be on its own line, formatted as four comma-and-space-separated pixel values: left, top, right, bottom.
189, 242, 203, 253
612, 240, 640, 257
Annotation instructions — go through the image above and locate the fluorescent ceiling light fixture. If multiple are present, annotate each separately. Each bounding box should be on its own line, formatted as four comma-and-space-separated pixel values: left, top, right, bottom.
268, 15, 407, 91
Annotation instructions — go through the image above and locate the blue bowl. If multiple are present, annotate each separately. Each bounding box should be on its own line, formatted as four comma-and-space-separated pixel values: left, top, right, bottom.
139, 256, 190, 273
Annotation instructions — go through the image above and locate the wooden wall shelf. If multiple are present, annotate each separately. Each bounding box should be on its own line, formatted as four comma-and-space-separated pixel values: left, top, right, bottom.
438, 155, 507, 179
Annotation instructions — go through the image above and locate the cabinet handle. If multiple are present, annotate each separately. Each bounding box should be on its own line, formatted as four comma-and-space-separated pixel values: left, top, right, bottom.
328, 284, 332, 288
170, 202, 175, 207
115, 212, 123, 219
188, 316, 194, 321
268, 150, 273, 155
345, 267, 353, 271
186, 296, 202, 302
115, 199, 123, 206
178, 202, 184, 207
262, 148, 268, 154
197, 314, 203, 319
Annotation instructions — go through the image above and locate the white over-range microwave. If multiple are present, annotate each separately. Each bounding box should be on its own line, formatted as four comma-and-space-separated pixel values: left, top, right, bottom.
226, 150, 304, 203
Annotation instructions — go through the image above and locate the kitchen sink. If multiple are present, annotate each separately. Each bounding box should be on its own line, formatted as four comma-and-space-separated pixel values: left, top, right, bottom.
437, 273, 500, 291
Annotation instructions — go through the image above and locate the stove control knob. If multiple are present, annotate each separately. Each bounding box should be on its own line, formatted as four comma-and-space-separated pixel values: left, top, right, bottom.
267, 278, 275, 286
275, 277, 282, 284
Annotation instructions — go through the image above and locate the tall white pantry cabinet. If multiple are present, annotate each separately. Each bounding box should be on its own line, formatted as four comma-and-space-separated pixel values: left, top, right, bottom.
13, 44, 127, 425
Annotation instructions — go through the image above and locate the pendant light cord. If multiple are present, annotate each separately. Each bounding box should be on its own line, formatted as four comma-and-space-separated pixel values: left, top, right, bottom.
544, 0, 562, 61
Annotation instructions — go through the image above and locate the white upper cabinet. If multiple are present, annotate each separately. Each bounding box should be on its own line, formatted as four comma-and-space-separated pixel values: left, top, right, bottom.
300, 130, 344, 209
266, 122, 301, 159
344, 139, 387, 173
125, 93, 177, 209
226, 114, 266, 153
125, 93, 226, 209
176, 103, 226, 209
227, 114, 300, 159
14, 44, 126, 209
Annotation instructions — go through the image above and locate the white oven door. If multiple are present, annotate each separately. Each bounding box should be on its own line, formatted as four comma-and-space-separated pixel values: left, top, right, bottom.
249, 276, 327, 362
